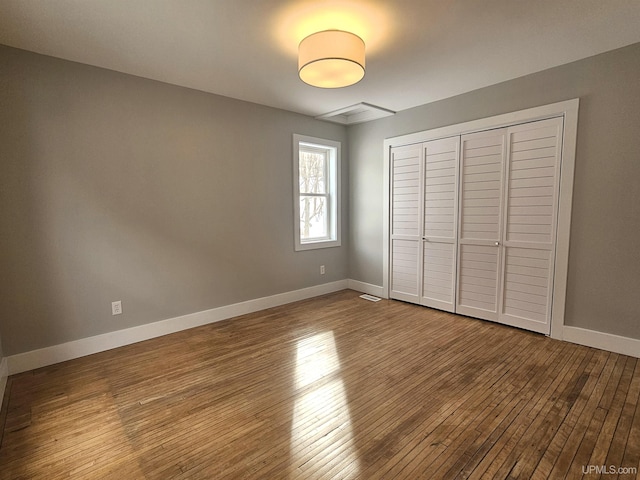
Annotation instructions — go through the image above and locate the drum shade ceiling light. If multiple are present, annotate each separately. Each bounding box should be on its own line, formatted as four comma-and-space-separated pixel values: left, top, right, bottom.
298, 30, 365, 88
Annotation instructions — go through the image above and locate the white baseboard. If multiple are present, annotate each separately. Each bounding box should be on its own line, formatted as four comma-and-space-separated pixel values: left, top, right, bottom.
563, 326, 640, 359
347, 279, 385, 298
8, 280, 636, 376
0, 357, 8, 405
7, 280, 349, 375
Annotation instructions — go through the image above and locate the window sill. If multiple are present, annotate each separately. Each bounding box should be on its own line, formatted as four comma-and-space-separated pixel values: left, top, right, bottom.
295, 239, 342, 251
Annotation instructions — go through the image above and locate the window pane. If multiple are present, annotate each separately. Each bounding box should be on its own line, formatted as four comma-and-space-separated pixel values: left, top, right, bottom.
300, 195, 328, 240
293, 135, 340, 251
299, 150, 326, 194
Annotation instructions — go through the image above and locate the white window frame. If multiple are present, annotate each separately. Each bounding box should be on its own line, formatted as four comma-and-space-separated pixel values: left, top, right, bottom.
293, 134, 341, 251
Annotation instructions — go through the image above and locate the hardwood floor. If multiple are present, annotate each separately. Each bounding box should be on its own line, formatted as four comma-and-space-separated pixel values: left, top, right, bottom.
1, 290, 639, 479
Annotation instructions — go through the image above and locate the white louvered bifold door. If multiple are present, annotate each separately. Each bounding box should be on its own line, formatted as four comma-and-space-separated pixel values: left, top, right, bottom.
390, 144, 423, 303
420, 137, 460, 312
456, 129, 507, 321
498, 117, 563, 334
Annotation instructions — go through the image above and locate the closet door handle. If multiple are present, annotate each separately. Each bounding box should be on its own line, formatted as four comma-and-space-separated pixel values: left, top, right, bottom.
495, 241, 500, 246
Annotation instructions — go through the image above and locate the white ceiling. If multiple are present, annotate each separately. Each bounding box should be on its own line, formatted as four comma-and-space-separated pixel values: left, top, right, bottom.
1, 0, 639, 118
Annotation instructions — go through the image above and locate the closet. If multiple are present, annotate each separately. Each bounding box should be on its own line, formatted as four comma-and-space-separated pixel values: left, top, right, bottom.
390, 116, 564, 335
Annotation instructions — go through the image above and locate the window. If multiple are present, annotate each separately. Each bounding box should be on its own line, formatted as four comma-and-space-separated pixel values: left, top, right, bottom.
293, 134, 341, 251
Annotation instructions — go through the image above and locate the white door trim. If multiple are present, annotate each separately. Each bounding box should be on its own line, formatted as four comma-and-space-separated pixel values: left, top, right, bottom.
382, 98, 579, 341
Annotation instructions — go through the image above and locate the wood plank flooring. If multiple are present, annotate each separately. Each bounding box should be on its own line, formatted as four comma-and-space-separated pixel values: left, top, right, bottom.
0, 290, 639, 479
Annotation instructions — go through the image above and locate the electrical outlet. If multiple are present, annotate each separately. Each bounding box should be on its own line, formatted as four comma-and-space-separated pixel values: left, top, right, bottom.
111, 300, 122, 316
320, 265, 325, 275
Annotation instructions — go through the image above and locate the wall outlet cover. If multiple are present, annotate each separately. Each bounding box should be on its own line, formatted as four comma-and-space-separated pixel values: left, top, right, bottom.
111, 301, 122, 315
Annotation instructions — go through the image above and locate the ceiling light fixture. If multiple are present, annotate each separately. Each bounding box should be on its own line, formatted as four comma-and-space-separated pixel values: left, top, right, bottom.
298, 30, 365, 88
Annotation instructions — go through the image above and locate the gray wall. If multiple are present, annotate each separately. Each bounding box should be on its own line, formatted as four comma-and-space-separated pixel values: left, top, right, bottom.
2, 41, 639, 358
349, 42, 640, 340
0, 45, 348, 356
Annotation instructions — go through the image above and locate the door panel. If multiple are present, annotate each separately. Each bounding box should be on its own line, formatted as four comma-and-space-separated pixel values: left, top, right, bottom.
391, 239, 420, 301
456, 129, 507, 321
390, 144, 422, 303
422, 241, 455, 306
499, 117, 563, 334
421, 137, 459, 312
457, 244, 500, 318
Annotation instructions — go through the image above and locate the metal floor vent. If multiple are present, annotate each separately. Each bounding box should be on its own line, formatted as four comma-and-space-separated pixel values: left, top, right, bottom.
359, 294, 382, 302
316, 102, 395, 125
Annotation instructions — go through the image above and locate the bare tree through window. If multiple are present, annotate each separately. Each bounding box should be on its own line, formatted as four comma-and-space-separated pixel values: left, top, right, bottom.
299, 147, 329, 240
293, 134, 340, 251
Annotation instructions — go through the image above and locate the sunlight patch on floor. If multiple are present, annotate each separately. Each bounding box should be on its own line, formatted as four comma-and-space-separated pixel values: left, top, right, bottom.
290, 331, 360, 478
